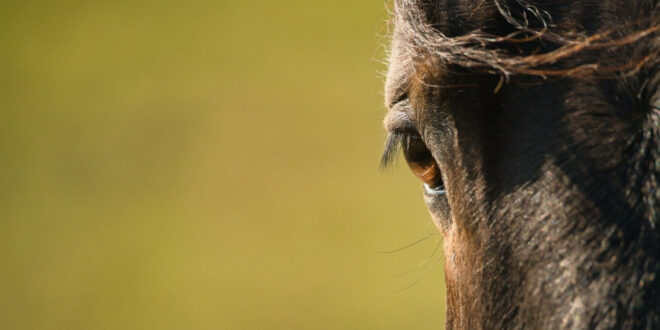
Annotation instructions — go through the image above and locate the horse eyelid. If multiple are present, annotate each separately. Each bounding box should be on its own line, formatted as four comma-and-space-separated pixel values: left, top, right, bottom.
388, 92, 408, 109
383, 102, 415, 133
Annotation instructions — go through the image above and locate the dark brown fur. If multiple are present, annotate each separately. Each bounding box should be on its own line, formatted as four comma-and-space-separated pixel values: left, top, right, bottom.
384, 1, 660, 328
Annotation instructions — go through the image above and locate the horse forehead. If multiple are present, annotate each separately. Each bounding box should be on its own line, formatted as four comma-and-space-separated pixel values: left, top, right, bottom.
385, 0, 435, 108
384, 31, 413, 109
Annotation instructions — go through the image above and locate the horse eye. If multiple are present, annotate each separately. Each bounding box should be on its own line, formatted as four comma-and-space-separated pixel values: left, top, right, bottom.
402, 134, 444, 189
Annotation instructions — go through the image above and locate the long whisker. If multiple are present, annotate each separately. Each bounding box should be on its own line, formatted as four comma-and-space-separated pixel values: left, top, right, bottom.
375, 233, 435, 254
395, 239, 443, 278
389, 254, 444, 293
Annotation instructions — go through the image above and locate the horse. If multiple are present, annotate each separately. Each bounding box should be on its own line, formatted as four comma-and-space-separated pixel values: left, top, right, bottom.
381, 0, 660, 328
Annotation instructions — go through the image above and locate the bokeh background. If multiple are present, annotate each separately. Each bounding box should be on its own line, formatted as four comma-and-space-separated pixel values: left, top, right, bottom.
1, 1, 446, 329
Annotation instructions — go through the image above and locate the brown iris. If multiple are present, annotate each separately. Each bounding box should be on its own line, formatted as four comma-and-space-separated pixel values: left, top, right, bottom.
402, 134, 444, 189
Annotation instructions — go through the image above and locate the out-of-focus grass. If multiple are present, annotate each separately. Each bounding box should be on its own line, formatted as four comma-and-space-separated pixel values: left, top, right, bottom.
0, 1, 445, 329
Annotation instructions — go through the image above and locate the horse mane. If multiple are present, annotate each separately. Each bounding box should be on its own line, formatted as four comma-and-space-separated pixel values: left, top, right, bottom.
395, 0, 660, 89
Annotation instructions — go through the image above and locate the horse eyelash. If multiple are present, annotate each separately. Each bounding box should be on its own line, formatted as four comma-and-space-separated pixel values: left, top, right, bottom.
380, 132, 405, 170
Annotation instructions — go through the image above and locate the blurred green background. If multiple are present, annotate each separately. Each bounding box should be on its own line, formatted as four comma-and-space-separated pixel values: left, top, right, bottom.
0, 1, 446, 329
